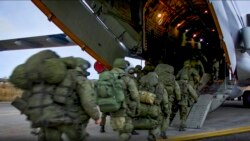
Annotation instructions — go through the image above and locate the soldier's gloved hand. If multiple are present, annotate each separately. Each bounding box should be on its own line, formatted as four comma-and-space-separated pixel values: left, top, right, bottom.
95, 119, 101, 125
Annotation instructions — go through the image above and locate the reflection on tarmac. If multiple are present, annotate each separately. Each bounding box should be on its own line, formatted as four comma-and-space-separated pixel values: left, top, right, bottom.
0, 101, 250, 141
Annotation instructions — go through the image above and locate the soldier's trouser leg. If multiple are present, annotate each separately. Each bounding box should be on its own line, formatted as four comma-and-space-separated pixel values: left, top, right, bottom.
100, 113, 107, 126
100, 113, 107, 132
179, 105, 188, 131
148, 125, 161, 141
81, 122, 89, 138
160, 116, 169, 139
43, 127, 62, 141
111, 116, 133, 141
60, 124, 82, 141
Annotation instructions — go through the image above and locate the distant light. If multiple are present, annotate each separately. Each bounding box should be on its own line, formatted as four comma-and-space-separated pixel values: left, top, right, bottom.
193, 34, 197, 38
212, 29, 215, 32
177, 23, 181, 28
157, 13, 162, 18
200, 38, 204, 42
206, 43, 209, 45
204, 10, 208, 14
185, 29, 189, 32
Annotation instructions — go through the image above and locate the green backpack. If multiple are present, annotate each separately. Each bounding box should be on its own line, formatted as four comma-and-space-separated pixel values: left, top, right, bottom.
96, 71, 125, 113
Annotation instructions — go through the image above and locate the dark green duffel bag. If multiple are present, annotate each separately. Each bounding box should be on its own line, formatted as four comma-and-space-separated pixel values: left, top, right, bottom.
133, 118, 159, 130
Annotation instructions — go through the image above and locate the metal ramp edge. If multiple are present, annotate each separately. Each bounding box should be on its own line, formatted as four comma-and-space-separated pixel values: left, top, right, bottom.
170, 94, 214, 129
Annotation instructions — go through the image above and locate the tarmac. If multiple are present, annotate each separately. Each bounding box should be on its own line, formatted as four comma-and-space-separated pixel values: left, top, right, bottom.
0, 100, 250, 141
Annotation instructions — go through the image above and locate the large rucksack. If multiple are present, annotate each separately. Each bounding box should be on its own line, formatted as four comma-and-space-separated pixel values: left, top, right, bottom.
95, 71, 125, 113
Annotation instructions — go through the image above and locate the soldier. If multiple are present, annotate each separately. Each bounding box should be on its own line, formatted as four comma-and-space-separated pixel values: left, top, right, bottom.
176, 60, 200, 90
109, 58, 140, 141
138, 72, 169, 140
41, 57, 101, 141
154, 64, 181, 125
177, 74, 198, 131
98, 66, 139, 135
212, 58, 220, 80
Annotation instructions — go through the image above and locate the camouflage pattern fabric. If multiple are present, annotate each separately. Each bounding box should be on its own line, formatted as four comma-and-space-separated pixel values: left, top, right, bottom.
138, 72, 169, 140
177, 78, 198, 131
154, 64, 181, 127
109, 58, 140, 141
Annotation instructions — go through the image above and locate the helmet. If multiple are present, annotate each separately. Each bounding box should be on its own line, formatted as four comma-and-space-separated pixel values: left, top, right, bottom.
135, 65, 142, 70
184, 60, 191, 67
128, 67, 135, 74
113, 58, 129, 69
75, 57, 91, 70
181, 74, 189, 80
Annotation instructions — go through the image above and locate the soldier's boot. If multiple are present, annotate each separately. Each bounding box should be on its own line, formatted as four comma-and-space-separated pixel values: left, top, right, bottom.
160, 131, 167, 139
131, 130, 139, 135
179, 126, 186, 131
147, 135, 156, 141
100, 125, 105, 133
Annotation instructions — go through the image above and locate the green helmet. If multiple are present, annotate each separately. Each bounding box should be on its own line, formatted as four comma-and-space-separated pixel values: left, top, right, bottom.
75, 57, 91, 76
113, 58, 129, 69
128, 67, 135, 74
75, 57, 91, 69
181, 74, 189, 80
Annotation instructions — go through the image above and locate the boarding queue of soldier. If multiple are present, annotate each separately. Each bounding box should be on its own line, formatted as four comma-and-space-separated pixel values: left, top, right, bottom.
10, 50, 201, 141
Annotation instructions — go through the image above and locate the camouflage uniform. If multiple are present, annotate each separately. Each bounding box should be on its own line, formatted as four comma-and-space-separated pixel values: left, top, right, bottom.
212, 58, 220, 80
110, 58, 140, 141
39, 58, 100, 141
176, 60, 200, 90
138, 72, 169, 140
154, 64, 181, 126
177, 75, 198, 131
190, 59, 205, 78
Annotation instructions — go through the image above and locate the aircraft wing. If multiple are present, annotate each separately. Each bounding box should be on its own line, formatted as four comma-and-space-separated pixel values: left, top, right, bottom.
0, 33, 76, 51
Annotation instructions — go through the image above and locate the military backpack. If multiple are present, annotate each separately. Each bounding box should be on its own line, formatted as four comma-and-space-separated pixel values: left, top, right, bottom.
95, 71, 125, 113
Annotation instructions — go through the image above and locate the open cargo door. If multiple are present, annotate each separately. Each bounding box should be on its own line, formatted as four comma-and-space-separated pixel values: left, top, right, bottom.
32, 0, 142, 69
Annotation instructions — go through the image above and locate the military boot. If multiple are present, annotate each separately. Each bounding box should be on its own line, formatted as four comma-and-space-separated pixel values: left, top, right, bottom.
100, 125, 105, 133
147, 135, 156, 141
160, 131, 167, 139
131, 130, 139, 135
179, 126, 186, 131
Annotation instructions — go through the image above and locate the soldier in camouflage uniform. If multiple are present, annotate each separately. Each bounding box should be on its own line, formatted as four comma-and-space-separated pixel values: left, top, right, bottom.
38, 58, 101, 141
138, 72, 169, 140
176, 60, 200, 90
154, 64, 181, 126
109, 58, 140, 141
177, 74, 198, 131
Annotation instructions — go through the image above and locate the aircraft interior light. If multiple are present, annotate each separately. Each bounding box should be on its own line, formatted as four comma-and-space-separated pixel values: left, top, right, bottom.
157, 13, 162, 18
